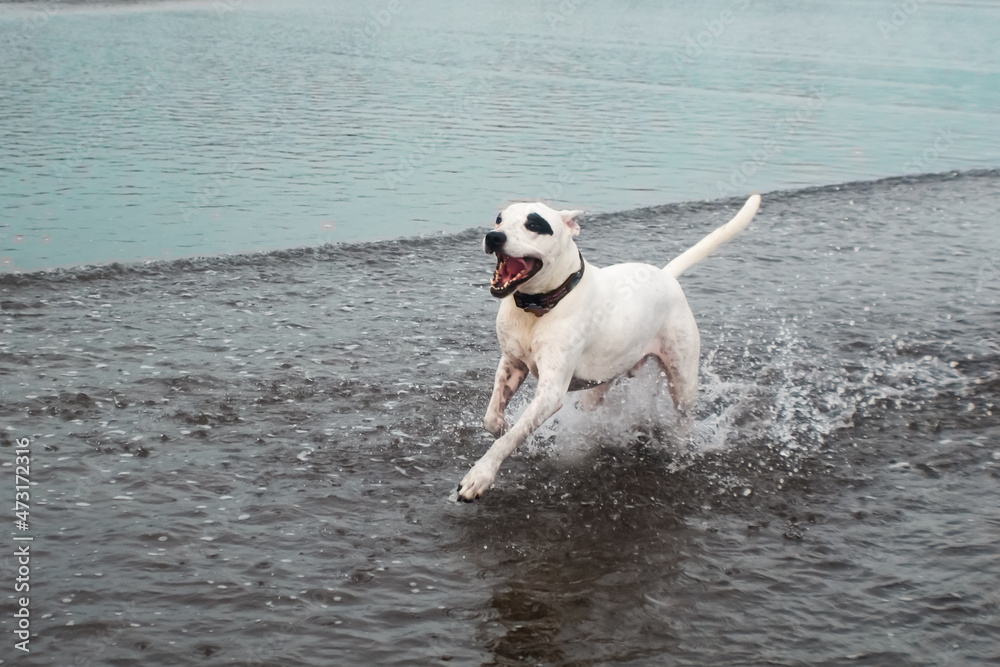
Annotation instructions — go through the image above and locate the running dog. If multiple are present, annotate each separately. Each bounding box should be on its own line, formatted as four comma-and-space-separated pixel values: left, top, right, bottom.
457, 194, 761, 501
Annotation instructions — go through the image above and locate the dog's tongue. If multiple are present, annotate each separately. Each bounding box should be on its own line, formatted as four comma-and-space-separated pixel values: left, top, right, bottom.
499, 255, 531, 283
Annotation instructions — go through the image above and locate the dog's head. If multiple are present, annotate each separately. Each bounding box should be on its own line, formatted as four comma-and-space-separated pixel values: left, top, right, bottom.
484, 202, 584, 298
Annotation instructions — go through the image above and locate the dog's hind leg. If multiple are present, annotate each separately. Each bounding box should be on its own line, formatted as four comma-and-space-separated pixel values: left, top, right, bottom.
579, 381, 613, 411
654, 314, 700, 427
662, 353, 698, 428
484, 354, 528, 437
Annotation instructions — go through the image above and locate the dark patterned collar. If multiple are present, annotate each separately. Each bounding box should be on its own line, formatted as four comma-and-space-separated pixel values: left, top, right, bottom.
513, 252, 585, 317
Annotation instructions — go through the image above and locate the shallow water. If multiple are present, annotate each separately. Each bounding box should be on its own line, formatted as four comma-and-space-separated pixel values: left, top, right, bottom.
1, 170, 998, 665
2, 0, 1000, 270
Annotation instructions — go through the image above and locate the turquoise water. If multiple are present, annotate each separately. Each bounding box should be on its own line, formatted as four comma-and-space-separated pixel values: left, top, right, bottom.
1, 0, 998, 270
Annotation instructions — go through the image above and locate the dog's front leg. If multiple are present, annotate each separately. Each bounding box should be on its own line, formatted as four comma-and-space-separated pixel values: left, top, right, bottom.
483, 354, 528, 437
458, 366, 571, 501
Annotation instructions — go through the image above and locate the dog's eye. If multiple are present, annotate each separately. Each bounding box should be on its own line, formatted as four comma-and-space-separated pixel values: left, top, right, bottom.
524, 213, 554, 235
495, 214, 502, 227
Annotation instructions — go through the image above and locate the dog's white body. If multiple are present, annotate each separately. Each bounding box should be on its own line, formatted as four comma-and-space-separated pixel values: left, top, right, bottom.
457, 195, 761, 501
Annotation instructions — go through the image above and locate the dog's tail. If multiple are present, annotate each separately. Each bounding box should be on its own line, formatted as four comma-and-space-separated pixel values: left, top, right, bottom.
663, 194, 761, 279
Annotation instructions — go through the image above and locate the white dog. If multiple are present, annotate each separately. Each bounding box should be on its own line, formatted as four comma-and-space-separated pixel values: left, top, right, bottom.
456, 194, 761, 501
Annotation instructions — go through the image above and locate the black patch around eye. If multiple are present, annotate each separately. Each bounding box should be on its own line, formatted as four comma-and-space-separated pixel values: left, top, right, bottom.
525, 213, 554, 235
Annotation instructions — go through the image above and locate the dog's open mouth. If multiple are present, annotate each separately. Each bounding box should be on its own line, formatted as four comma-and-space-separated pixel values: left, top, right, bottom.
491, 253, 542, 298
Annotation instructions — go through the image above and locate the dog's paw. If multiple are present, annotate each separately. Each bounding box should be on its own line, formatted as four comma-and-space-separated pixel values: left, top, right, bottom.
456, 463, 496, 502
483, 414, 508, 438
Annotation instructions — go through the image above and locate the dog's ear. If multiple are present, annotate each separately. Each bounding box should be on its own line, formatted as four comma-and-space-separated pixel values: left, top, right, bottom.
559, 210, 583, 237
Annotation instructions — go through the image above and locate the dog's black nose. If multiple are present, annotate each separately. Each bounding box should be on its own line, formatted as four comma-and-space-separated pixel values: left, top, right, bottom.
484, 231, 506, 254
